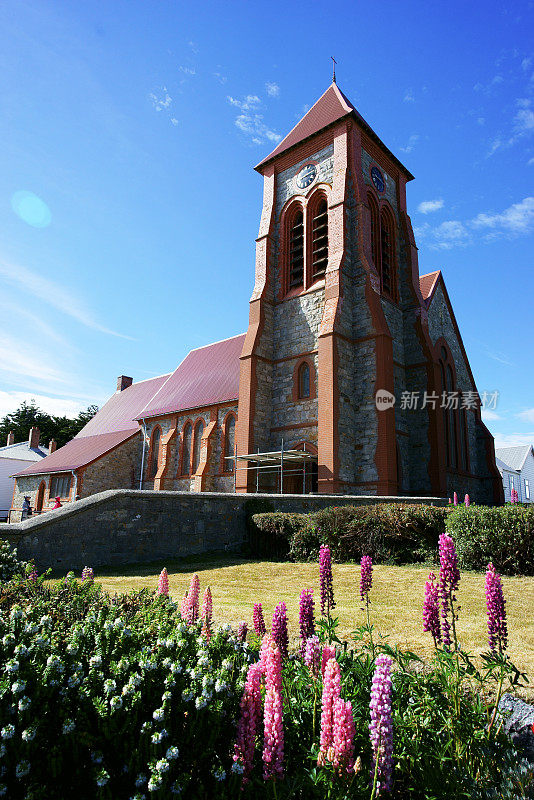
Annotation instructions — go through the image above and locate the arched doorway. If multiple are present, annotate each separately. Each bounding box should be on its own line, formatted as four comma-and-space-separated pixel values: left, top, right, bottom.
36, 481, 45, 512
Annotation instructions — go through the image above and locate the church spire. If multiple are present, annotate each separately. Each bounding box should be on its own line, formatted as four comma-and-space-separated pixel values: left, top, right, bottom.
331, 57, 337, 84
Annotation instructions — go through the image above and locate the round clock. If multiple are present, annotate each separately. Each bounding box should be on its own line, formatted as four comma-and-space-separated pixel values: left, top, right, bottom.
371, 166, 386, 193
296, 163, 317, 190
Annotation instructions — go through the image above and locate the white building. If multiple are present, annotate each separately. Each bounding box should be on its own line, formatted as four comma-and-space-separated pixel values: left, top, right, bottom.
495, 445, 534, 504
0, 428, 51, 521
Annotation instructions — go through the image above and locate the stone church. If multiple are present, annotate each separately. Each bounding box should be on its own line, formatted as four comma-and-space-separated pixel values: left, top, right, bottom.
11, 82, 503, 515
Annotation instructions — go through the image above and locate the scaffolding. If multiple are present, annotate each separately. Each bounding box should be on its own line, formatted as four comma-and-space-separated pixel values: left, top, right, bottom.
234, 439, 318, 494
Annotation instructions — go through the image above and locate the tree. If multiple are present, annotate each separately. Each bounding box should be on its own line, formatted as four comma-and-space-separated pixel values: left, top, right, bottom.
0, 401, 99, 450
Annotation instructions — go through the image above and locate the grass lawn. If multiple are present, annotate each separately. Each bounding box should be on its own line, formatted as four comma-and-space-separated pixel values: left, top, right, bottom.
86, 557, 534, 696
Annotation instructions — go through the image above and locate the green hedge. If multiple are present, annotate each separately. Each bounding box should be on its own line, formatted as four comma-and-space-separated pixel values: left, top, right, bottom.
250, 504, 447, 564
445, 504, 534, 575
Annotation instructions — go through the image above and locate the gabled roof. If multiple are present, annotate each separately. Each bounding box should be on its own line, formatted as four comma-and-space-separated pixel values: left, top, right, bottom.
419, 271, 441, 305
495, 445, 533, 472
255, 83, 414, 180
13, 430, 138, 477
0, 442, 49, 462
137, 334, 246, 420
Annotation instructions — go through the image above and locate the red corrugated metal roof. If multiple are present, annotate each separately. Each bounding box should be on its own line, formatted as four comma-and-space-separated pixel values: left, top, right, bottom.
137, 334, 246, 420
12, 429, 138, 477
255, 83, 413, 179
77, 373, 170, 438
419, 271, 441, 304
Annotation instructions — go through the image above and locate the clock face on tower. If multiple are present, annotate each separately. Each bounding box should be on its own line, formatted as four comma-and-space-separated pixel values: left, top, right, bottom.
296, 163, 317, 190
371, 166, 386, 193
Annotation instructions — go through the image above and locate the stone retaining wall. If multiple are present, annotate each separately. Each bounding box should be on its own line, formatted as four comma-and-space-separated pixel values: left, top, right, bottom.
0, 489, 446, 571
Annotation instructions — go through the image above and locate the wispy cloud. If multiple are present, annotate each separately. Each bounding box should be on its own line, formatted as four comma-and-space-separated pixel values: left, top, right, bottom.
517, 408, 534, 423
493, 431, 534, 448
522, 57, 532, 72
399, 134, 419, 154
0, 390, 88, 419
179, 66, 196, 77
403, 89, 415, 103
487, 98, 534, 154
0, 332, 68, 387
528, 157, 534, 166
227, 94, 281, 145
417, 199, 444, 214
149, 87, 172, 111
482, 409, 502, 422
474, 74, 504, 94
471, 196, 534, 234
213, 72, 227, 84
0, 259, 132, 338
265, 82, 280, 98
170, 118, 179, 126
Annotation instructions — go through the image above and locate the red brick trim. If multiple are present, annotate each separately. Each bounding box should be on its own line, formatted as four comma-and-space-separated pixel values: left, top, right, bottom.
292, 357, 316, 401
220, 410, 237, 476
145, 424, 162, 484
154, 418, 177, 491
279, 199, 305, 298
178, 419, 194, 477
270, 420, 318, 433
192, 418, 206, 475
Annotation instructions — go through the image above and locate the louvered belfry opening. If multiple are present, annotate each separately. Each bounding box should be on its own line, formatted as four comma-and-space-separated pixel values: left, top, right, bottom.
311, 199, 328, 279
288, 210, 304, 288
380, 212, 393, 297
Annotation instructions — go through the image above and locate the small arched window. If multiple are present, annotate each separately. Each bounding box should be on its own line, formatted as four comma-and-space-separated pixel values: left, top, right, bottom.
298, 362, 311, 399
224, 414, 236, 473
288, 209, 304, 289
380, 209, 395, 298
148, 427, 161, 479
311, 199, 328, 280
192, 420, 205, 474
181, 422, 192, 475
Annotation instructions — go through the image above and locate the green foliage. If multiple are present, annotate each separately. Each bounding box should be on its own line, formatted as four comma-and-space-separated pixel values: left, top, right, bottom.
251, 504, 447, 564
446, 504, 534, 575
0, 540, 27, 582
0, 400, 99, 450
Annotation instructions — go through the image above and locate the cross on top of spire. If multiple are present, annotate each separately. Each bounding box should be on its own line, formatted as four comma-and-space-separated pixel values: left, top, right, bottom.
331, 56, 337, 84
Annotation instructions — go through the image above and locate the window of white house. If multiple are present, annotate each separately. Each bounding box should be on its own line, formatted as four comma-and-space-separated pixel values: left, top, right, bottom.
50, 474, 71, 498
525, 479, 530, 500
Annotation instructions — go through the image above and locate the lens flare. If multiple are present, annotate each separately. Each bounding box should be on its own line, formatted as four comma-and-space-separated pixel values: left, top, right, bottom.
11, 191, 51, 228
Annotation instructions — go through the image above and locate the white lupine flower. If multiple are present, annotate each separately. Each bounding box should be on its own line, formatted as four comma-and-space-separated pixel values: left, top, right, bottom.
164, 638, 173, 648
151, 730, 168, 744
89, 655, 102, 668
10, 607, 23, 621
66, 643, 78, 654
62, 720, 75, 734
5, 660, 19, 674
201, 675, 212, 688
40, 615, 52, 627
14, 644, 28, 657
161, 691, 172, 702
215, 679, 227, 694
122, 684, 134, 696
162, 657, 172, 669
221, 659, 231, 671
22, 727, 36, 742
141, 722, 152, 733
171, 662, 182, 675
152, 707, 165, 721
104, 679, 116, 695
34, 636, 46, 648
110, 696, 123, 711
1, 726, 15, 740
188, 669, 197, 680
2, 635, 14, 647
181, 690, 193, 702
18, 697, 31, 712
198, 656, 209, 668
148, 775, 162, 791
166, 746, 179, 760
195, 697, 207, 710
113, 618, 124, 630
104, 622, 113, 633
15, 760, 30, 778
164, 677, 175, 688
155, 758, 169, 773
11, 681, 26, 694
96, 769, 109, 787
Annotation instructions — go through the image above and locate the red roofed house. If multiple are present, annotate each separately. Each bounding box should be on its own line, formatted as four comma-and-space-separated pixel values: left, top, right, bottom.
10, 82, 503, 511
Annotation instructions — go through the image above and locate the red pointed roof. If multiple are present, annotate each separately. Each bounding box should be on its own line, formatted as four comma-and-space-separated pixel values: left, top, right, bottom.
136, 333, 246, 420
419, 271, 441, 304
255, 83, 414, 179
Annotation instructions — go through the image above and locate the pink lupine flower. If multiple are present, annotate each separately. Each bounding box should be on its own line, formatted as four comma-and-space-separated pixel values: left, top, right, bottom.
321, 645, 336, 679
81, 566, 94, 584
271, 602, 288, 660
360, 556, 373, 604
369, 654, 394, 794
262, 639, 284, 781
318, 657, 341, 763
253, 602, 266, 638
319, 545, 335, 616
448, 497, 452, 505
332, 697, 356, 774
184, 574, 200, 623
304, 636, 321, 678
299, 589, 315, 652
464, 494, 470, 507
157, 568, 169, 596
423, 572, 441, 646
201, 587, 213, 641
180, 591, 189, 619
438, 533, 460, 649
453, 491, 458, 506
485, 563, 508, 653
237, 621, 248, 643
233, 662, 263, 784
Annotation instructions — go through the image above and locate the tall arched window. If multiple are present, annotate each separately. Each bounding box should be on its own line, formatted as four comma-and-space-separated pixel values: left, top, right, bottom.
458, 406, 469, 472
380, 209, 395, 298
181, 422, 192, 475
311, 199, 328, 280
148, 427, 161, 479
438, 344, 468, 472
445, 364, 458, 469
368, 193, 380, 268
298, 362, 310, 399
288, 209, 304, 289
223, 414, 236, 474
192, 420, 205, 474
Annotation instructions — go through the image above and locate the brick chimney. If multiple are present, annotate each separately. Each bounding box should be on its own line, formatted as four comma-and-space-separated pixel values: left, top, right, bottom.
49, 439, 57, 454
117, 375, 133, 392
6, 431, 15, 446
28, 427, 40, 449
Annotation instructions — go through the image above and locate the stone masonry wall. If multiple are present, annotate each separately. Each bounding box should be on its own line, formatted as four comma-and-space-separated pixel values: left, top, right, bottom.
80, 434, 141, 498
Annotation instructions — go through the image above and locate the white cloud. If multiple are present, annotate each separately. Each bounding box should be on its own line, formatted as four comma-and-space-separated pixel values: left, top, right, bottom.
513, 106, 534, 136
226, 95, 281, 146
518, 408, 534, 423
493, 432, 534, 449
170, 118, 179, 126
482, 409, 502, 422
522, 57, 532, 72
431, 220, 469, 249
471, 196, 534, 234
474, 75, 504, 94
399, 134, 419, 154
0, 259, 131, 339
179, 66, 196, 76
265, 82, 280, 98
417, 199, 444, 214
149, 87, 172, 112
0, 390, 88, 419
528, 157, 534, 166
403, 89, 415, 103
213, 72, 227, 84
0, 333, 69, 387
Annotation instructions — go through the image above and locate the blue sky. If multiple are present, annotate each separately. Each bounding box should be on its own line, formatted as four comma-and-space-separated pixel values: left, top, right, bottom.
0, 0, 532, 449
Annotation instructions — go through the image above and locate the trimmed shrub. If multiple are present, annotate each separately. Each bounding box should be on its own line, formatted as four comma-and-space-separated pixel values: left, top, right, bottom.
251, 504, 447, 564
445, 504, 534, 575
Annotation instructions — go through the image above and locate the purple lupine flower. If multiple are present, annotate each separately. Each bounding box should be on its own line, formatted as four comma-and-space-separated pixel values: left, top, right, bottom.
27, 568, 38, 584
369, 654, 394, 794
464, 494, 470, 507
319, 545, 335, 616
253, 603, 266, 638
453, 492, 458, 506
299, 589, 315, 652
360, 556, 373, 604
81, 566, 94, 584
485, 563, 508, 653
271, 602, 288, 660
422, 571, 441, 646
237, 621, 248, 643
438, 533, 460, 649
304, 635, 321, 678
